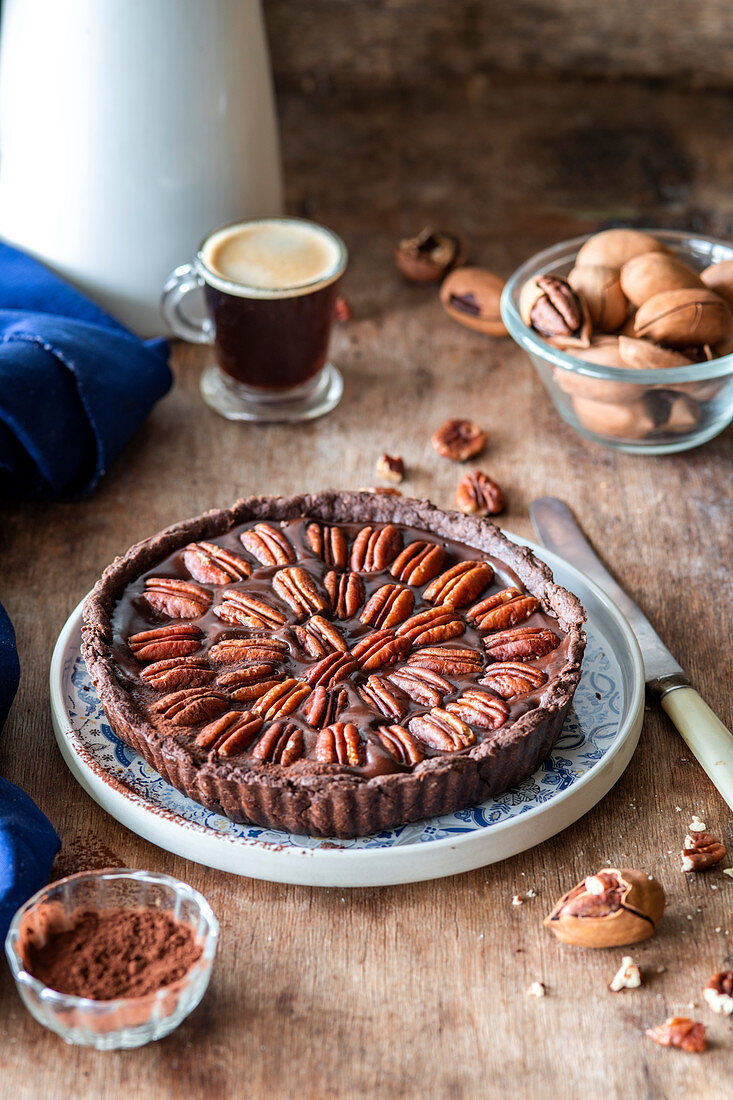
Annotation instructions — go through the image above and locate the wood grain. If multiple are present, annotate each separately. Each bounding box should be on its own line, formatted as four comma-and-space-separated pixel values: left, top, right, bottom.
1, 77, 732, 1098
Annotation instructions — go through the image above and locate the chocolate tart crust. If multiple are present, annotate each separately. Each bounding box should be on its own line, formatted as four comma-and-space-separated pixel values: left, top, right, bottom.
81, 492, 586, 838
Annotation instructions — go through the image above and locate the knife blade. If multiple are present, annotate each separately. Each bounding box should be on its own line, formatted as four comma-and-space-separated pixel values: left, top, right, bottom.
529, 496, 733, 810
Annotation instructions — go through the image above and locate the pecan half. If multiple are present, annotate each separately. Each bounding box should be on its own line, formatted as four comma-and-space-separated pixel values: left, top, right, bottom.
446, 690, 509, 730
359, 674, 409, 721
645, 1018, 706, 1054
195, 711, 263, 756
407, 646, 483, 677
272, 566, 327, 619
455, 470, 506, 516
432, 418, 487, 462
183, 541, 251, 584
315, 722, 364, 766
360, 583, 415, 629
240, 523, 296, 566
293, 615, 348, 659
424, 561, 494, 609
387, 666, 452, 707
483, 627, 560, 662
544, 869, 665, 947
128, 624, 204, 663
216, 664, 281, 702
302, 685, 349, 729
681, 829, 727, 872
395, 605, 465, 646
304, 651, 360, 688
350, 524, 403, 572
214, 591, 288, 630
149, 687, 228, 727
378, 724, 425, 766
324, 570, 366, 619
479, 661, 548, 699
251, 678, 311, 720
351, 629, 411, 671
207, 636, 290, 666
140, 656, 216, 692
408, 708, 476, 752
305, 523, 348, 570
142, 578, 212, 619
466, 588, 539, 632
251, 722, 304, 765
703, 970, 733, 1016
390, 540, 447, 586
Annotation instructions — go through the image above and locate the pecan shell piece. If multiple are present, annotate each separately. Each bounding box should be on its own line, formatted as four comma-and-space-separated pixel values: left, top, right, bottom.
195, 711, 263, 756
408, 708, 476, 752
359, 674, 409, 721
445, 690, 509, 731
479, 661, 548, 699
142, 578, 212, 620
207, 636, 290, 666
407, 646, 483, 677
305, 522, 348, 569
351, 629, 411, 672
360, 583, 415, 629
432, 418, 488, 462
128, 624, 204, 663
251, 678, 311, 720
350, 524, 403, 572
387, 666, 452, 708
304, 651, 360, 689
378, 725, 425, 766
390, 540, 447, 586
140, 657, 216, 692
149, 687, 228, 727
645, 1018, 706, 1054
680, 829, 727, 872
315, 722, 364, 766
324, 570, 365, 619
183, 541, 251, 584
424, 561, 494, 609
251, 721, 304, 766
544, 869, 665, 947
240, 523, 296, 566
272, 566, 327, 619
466, 588, 539, 632
293, 615, 348, 659
213, 591, 289, 630
455, 471, 506, 517
395, 605, 465, 646
483, 627, 560, 662
302, 685, 349, 729
703, 970, 733, 1016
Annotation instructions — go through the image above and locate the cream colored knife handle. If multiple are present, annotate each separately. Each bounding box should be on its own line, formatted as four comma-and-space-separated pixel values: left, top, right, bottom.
661, 687, 733, 810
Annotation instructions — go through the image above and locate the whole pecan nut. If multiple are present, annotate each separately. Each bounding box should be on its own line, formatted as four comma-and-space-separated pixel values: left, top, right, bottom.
293, 615, 348, 659
645, 1017, 706, 1054
302, 685, 349, 729
680, 828, 727, 872
251, 678, 311, 720
455, 470, 506, 517
240, 523, 296, 566
544, 869, 665, 947
390, 540, 447, 585
207, 636, 289, 666
315, 722, 364, 766
360, 583, 415, 629
196, 710, 263, 756
378, 724, 425, 766
128, 624, 204, 663
703, 970, 733, 1016
466, 588, 539, 632
141, 656, 216, 692
407, 645, 483, 677
479, 661, 548, 699
431, 418, 487, 462
324, 570, 366, 619
251, 721, 304, 765
350, 524, 403, 572
142, 578, 212, 620
395, 605, 465, 646
351, 629, 411, 671
445, 690, 509, 730
483, 627, 560, 662
272, 566, 327, 619
408, 708, 476, 752
304, 651, 360, 689
183, 541, 251, 584
359, 674, 409, 721
424, 561, 494, 608
214, 591, 288, 630
150, 687, 228, 727
387, 666, 452, 707
306, 523, 348, 570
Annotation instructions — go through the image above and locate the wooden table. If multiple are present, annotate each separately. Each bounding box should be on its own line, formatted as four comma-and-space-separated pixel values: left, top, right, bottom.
1, 78, 731, 1099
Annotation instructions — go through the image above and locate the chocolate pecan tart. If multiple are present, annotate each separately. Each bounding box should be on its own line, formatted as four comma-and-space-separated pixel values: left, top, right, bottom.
81, 492, 586, 838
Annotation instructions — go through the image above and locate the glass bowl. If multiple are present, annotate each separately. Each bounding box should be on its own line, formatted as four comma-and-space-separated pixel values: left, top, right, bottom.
501, 229, 733, 453
4, 868, 218, 1050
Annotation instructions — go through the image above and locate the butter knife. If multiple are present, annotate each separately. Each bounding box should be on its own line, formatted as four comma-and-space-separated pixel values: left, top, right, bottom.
529, 496, 733, 811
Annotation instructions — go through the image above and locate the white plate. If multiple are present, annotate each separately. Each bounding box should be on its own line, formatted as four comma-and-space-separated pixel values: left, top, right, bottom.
50, 538, 644, 887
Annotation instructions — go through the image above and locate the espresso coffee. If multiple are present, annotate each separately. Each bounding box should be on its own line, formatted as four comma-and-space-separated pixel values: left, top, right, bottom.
199, 219, 345, 392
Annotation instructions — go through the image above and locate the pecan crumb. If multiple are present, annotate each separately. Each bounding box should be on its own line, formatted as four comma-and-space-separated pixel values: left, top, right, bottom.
334, 295, 352, 323
455, 470, 506, 516
512, 894, 524, 907
609, 956, 642, 992
645, 1017, 706, 1053
432, 418, 487, 462
681, 824, 727, 872
359, 486, 402, 497
527, 981, 546, 997
689, 815, 706, 832
723, 868, 733, 879
703, 970, 733, 1015
376, 453, 405, 484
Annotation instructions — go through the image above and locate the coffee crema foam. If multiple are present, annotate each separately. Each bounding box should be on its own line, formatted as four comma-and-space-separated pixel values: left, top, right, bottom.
200, 219, 345, 299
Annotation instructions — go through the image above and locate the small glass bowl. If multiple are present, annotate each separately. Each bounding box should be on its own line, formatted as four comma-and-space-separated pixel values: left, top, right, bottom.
501, 229, 733, 454
4, 869, 218, 1050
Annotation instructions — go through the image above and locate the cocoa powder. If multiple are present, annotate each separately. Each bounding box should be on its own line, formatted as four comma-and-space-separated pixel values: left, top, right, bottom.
19, 906, 202, 1000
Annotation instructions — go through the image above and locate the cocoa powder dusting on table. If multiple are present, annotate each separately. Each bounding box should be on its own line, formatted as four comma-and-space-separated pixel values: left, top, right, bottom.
20, 907, 202, 1000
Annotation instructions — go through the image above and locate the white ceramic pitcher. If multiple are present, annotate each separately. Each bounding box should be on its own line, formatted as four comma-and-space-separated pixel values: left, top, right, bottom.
0, 0, 283, 336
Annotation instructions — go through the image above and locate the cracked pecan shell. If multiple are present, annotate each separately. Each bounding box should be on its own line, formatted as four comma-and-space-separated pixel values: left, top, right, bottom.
306, 522, 348, 569
390, 540, 447, 585
214, 591, 289, 630
150, 687, 228, 727
424, 560, 494, 609
140, 656, 216, 692
445, 690, 509, 730
240, 523, 296, 566
360, 583, 415, 629
350, 524, 402, 572
128, 624, 204, 663
408, 708, 476, 752
479, 662, 548, 699
466, 588, 539, 632
183, 542, 251, 584
196, 711, 263, 756
406, 646, 483, 676
272, 566, 327, 619
483, 627, 560, 662
395, 605, 465, 646
315, 722, 364, 766
387, 666, 452, 707
378, 724, 425, 766
142, 578, 212, 619
351, 629, 411, 671
251, 721, 304, 765
324, 570, 365, 619
251, 678, 311, 720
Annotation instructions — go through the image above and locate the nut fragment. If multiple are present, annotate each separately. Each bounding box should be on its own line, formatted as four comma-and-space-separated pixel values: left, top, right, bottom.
703, 970, 733, 1015
424, 561, 494, 609
128, 624, 204, 663
432, 418, 488, 462
519, 275, 590, 348
575, 228, 666, 270
439, 267, 507, 336
466, 588, 539, 632
568, 264, 627, 332
681, 826, 727, 872
395, 226, 464, 284
240, 523, 296, 566
334, 295, 352, 323
390, 540, 447, 585
142, 578, 212, 620
526, 981, 546, 998
645, 1017, 706, 1054
544, 869, 665, 947
634, 288, 731, 347
376, 453, 405, 484
609, 956, 642, 992
455, 470, 506, 516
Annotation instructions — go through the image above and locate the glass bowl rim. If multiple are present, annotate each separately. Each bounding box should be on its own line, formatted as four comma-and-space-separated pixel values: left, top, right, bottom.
500, 228, 733, 385
4, 867, 219, 1011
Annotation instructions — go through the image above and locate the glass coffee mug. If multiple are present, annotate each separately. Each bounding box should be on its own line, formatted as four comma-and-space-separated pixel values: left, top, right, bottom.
161, 217, 347, 421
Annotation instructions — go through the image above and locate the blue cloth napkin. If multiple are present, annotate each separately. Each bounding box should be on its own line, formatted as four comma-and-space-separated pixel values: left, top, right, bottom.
0, 240, 172, 499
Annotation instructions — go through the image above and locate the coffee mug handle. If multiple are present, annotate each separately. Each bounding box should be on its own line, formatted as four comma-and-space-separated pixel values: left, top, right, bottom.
160, 263, 213, 344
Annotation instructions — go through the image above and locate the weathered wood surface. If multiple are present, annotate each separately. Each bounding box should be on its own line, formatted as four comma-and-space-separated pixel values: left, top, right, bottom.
1, 78, 732, 1098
